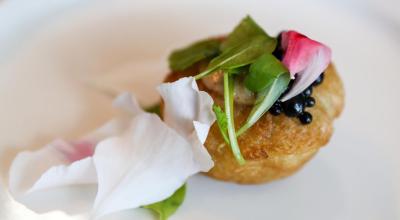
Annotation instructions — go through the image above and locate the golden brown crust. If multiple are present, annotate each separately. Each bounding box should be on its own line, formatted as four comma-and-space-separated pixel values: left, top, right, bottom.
164, 63, 344, 184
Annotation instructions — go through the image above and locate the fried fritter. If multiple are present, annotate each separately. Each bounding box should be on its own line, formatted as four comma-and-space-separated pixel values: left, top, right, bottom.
164, 63, 344, 184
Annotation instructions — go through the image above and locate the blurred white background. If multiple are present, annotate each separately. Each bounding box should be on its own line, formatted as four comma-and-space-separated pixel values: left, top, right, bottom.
0, 0, 399, 219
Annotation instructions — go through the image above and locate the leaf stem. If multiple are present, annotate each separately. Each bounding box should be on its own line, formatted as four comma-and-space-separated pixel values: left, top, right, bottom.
224, 74, 245, 165
194, 68, 215, 80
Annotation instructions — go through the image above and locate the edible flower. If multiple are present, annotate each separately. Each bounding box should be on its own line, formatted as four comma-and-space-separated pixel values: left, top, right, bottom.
280, 30, 331, 101
8, 77, 215, 219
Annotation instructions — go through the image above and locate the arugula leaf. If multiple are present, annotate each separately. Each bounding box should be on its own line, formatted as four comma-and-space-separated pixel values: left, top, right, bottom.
144, 184, 186, 220
194, 36, 276, 79
169, 39, 221, 71
212, 105, 229, 144
238, 72, 290, 136
245, 53, 289, 92
145, 103, 161, 117
221, 15, 272, 51
224, 74, 245, 165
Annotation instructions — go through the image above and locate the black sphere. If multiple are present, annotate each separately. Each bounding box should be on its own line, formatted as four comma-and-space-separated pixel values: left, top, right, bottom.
305, 97, 316, 107
269, 102, 283, 115
298, 112, 313, 124
282, 96, 304, 117
302, 86, 313, 97
312, 73, 325, 86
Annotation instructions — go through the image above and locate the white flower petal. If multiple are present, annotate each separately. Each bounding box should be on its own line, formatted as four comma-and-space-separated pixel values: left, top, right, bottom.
92, 108, 201, 218
91, 85, 215, 218
157, 77, 215, 141
189, 121, 214, 170
8, 139, 97, 214
192, 121, 211, 146
158, 77, 215, 170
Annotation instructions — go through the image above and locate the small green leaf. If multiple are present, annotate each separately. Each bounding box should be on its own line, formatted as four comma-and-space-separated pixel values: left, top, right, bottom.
245, 53, 289, 92
224, 74, 245, 165
221, 15, 273, 51
209, 36, 276, 72
195, 36, 276, 80
144, 184, 186, 220
238, 73, 290, 136
145, 103, 161, 117
169, 39, 221, 71
212, 105, 229, 144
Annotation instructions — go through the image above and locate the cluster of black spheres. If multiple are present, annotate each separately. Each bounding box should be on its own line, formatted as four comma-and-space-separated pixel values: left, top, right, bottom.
269, 73, 325, 124
271, 33, 325, 125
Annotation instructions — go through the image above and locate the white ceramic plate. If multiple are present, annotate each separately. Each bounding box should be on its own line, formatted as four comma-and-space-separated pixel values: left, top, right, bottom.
0, 0, 399, 219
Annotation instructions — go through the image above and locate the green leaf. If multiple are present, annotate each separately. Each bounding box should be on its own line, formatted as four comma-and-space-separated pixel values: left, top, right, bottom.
145, 103, 161, 117
212, 105, 229, 144
245, 53, 289, 92
168, 39, 221, 71
194, 36, 276, 80
238, 73, 290, 136
144, 184, 186, 220
221, 15, 273, 51
224, 74, 245, 165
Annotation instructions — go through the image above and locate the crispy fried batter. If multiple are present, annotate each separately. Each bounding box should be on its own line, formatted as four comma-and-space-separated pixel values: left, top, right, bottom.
164, 63, 344, 184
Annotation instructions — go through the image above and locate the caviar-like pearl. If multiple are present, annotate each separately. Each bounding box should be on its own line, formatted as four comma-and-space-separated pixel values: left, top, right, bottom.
313, 73, 325, 86
305, 97, 316, 107
282, 96, 304, 117
269, 102, 283, 115
298, 112, 313, 124
302, 86, 313, 97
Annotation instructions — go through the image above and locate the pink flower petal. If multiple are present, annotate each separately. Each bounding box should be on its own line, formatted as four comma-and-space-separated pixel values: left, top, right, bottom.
280, 31, 331, 101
